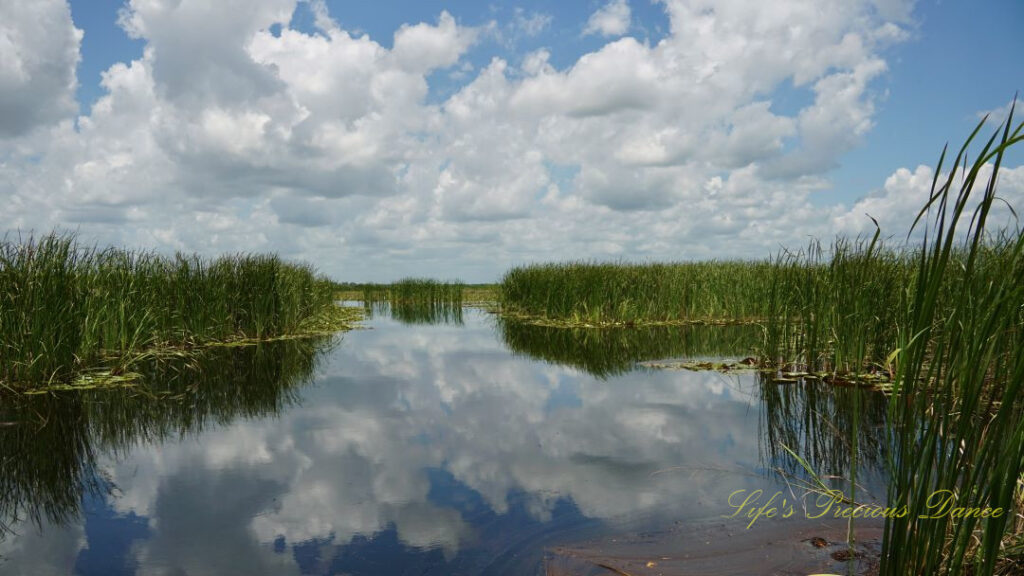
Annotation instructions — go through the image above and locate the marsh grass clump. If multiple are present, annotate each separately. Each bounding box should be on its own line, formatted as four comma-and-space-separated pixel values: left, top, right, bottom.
498, 235, 1011, 381
0, 235, 91, 385
359, 278, 466, 324
360, 278, 464, 303
0, 234, 340, 388
763, 108, 1024, 574
388, 278, 464, 304
760, 236, 915, 373
500, 261, 775, 325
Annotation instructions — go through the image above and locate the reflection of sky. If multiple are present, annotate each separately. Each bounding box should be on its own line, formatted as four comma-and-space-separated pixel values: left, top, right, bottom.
2, 310, 795, 575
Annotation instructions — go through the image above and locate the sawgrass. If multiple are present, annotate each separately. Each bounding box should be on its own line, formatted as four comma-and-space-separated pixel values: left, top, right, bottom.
500, 261, 775, 325
358, 278, 466, 325
0, 235, 342, 388
875, 105, 1024, 575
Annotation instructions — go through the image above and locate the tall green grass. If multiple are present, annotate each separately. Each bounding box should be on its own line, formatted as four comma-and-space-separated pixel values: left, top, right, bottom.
876, 108, 1024, 574
0, 234, 338, 387
758, 109, 1024, 573
498, 236, 1012, 379
501, 261, 776, 324
360, 278, 465, 325
361, 278, 464, 305
760, 236, 915, 372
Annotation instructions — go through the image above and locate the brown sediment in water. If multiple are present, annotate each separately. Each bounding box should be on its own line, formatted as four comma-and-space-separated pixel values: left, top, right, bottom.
544, 518, 883, 576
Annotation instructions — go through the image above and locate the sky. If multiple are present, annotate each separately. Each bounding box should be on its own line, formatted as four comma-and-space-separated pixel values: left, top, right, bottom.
1, 0, 1022, 282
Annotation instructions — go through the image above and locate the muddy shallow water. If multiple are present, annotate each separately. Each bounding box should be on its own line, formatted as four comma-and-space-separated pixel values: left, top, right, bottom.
0, 306, 887, 575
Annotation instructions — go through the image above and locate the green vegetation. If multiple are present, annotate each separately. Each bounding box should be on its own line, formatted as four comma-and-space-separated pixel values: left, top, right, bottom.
0, 234, 349, 389
501, 261, 775, 325
337, 281, 495, 301
358, 278, 466, 325
462, 284, 500, 305
337, 280, 498, 324
497, 207, 1012, 380
360, 278, 465, 305
753, 111, 1024, 574
874, 109, 1023, 575
760, 236, 911, 373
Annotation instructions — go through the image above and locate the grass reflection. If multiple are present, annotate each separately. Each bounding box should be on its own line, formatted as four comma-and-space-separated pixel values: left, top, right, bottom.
0, 337, 330, 537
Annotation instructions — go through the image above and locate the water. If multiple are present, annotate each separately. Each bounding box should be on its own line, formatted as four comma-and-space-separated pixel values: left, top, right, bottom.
0, 306, 886, 575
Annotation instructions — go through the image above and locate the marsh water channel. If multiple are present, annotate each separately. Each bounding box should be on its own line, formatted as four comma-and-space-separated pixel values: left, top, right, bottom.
1, 304, 890, 575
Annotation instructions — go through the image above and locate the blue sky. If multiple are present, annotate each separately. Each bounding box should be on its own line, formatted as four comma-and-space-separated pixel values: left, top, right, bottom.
3, 0, 1023, 281
829, 0, 1024, 202
68, 1, 674, 109
67, 0, 1023, 200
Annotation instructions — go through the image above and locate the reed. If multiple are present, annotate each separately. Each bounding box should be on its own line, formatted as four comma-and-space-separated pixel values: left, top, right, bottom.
0, 234, 339, 387
357, 278, 466, 325
500, 261, 775, 325
759, 235, 920, 374
360, 278, 465, 305
877, 106, 1024, 574
498, 236, 1011, 379
753, 109, 1024, 573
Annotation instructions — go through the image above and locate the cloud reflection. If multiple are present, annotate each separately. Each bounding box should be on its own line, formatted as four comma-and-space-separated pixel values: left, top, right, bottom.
2, 310, 853, 575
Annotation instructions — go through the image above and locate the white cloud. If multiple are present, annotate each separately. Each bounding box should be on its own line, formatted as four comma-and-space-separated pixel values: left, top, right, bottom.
977, 98, 1021, 129
391, 11, 479, 73
1, 0, 1018, 281
831, 163, 1024, 240
584, 0, 632, 38
513, 8, 553, 37
0, 0, 81, 136
0, 517, 85, 576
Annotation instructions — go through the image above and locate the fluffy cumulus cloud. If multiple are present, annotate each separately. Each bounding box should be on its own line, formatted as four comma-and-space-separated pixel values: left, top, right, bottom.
583, 0, 631, 37
0, 0, 1017, 281
0, 0, 81, 136
831, 163, 1024, 240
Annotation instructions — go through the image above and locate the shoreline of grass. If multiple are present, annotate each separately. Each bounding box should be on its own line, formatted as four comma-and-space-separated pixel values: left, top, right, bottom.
0, 234, 360, 391
500, 260, 779, 325
8, 304, 363, 395
3, 305, 362, 395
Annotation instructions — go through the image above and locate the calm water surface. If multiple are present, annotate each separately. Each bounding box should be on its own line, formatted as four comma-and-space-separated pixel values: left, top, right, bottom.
0, 306, 885, 575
